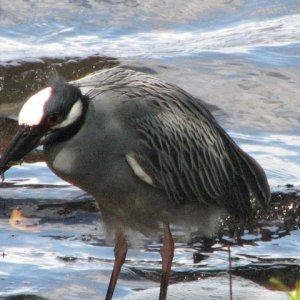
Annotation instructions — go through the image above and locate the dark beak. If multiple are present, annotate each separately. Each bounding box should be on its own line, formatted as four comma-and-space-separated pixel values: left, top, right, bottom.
0, 126, 45, 175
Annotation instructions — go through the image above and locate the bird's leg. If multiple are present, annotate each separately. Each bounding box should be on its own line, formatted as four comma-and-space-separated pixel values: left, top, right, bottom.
105, 230, 128, 300
159, 222, 174, 300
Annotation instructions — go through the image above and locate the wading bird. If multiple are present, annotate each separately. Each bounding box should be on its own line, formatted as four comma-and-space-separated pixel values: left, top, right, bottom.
0, 66, 270, 299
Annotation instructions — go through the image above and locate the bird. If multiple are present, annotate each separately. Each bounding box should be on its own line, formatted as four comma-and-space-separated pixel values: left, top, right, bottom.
0, 66, 270, 300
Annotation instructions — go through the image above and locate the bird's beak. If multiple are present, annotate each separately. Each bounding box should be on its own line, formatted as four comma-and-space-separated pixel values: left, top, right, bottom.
0, 126, 45, 175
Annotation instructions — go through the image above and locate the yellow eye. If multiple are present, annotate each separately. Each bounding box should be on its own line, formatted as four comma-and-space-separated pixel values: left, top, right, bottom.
47, 113, 60, 126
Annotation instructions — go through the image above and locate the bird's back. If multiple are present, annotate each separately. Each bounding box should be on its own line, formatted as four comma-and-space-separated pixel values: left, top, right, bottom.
71, 66, 271, 224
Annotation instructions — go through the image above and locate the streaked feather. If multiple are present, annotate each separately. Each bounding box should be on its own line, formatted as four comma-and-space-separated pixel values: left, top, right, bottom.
85, 66, 270, 219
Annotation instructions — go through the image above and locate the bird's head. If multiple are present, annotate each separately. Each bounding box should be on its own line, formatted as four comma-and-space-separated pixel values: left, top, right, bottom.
0, 78, 89, 175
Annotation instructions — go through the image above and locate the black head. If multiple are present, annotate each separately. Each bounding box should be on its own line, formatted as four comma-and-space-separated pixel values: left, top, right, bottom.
0, 78, 89, 174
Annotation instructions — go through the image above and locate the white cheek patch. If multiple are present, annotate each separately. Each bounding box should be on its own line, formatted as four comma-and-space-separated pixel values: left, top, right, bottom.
52, 100, 83, 129
19, 87, 52, 126
126, 152, 154, 186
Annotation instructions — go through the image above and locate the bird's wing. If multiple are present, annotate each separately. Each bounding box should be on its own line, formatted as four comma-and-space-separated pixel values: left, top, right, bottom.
83, 66, 270, 218
126, 90, 270, 219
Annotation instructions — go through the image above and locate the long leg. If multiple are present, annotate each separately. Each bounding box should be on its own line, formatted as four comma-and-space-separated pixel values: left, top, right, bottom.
159, 222, 174, 300
105, 230, 128, 300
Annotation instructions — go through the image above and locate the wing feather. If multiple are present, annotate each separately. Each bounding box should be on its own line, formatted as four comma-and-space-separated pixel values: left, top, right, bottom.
90, 67, 270, 218
134, 105, 269, 219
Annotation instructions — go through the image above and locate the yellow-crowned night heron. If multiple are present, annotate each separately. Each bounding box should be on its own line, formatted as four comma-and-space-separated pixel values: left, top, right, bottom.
0, 66, 270, 300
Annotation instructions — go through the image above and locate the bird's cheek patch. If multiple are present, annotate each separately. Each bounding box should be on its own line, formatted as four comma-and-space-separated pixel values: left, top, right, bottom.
19, 87, 52, 126
52, 100, 83, 129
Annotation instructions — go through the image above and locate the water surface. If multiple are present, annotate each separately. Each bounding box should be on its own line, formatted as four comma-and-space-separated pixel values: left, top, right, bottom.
0, 1, 300, 299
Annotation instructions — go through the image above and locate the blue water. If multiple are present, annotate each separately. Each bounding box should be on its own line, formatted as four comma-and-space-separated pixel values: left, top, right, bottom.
0, 1, 300, 64
0, 1, 300, 299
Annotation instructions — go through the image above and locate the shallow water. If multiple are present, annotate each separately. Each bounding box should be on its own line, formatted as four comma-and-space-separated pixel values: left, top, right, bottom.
0, 1, 300, 299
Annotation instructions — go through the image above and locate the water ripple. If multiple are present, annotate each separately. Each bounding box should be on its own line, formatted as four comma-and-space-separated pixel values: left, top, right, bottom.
229, 130, 300, 186
1, 14, 300, 61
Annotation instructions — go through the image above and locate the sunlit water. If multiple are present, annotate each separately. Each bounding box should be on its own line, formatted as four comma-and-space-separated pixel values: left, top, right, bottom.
0, 0, 300, 299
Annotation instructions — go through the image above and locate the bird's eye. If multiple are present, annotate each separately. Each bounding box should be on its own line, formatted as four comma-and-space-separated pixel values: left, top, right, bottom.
47, 113, 60, 126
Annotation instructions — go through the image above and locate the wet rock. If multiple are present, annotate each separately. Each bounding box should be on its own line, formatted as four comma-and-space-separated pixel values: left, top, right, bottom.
2, 295, 48, 300
0, 116, 18, 153
0, 56, 119, 108
234, 264, 300, 290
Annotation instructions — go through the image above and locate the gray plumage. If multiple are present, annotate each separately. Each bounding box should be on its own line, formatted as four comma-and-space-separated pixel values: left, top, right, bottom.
72, 66, 269, 222
0, 65, 270, 300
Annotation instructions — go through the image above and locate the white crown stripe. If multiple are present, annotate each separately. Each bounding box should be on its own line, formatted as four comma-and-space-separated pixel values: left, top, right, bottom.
19, 87, 52, 126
